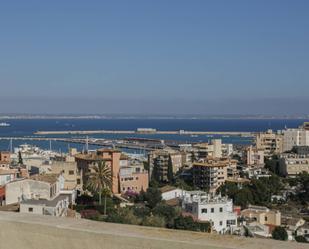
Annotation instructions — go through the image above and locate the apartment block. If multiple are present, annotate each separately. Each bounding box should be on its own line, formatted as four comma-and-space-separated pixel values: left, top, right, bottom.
283, 128, 309, 152
245, 146, 264, 166
278, 153, 309, 176
255, 130, 283, 157
119, 159, 148, 194
192, 158, 231, 191
148, 148, 184, 182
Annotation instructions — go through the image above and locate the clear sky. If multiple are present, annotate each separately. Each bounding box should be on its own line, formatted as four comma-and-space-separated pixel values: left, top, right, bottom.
0, 0, 308, 115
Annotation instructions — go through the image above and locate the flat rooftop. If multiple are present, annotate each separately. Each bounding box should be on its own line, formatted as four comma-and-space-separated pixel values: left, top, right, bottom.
0, 211, 305, 249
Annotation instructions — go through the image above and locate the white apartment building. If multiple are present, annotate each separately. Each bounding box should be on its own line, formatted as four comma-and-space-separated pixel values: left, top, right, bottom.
283, 129, 309, 152
222, 143, 233, 157
181, 192, 237, 234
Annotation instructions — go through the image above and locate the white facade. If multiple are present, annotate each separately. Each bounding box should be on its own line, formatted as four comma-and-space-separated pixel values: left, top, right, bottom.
161, 188, 189, 201
5, 175, 64, 205
182, 192, 237, 234
283, 129, 309, 152
0, 171, 16, 186
212, 139, 222, 158
222, 143, 233, 157
20, 194, 69, 217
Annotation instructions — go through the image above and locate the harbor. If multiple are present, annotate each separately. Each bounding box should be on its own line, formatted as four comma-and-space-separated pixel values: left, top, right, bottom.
34, 128, 255, 137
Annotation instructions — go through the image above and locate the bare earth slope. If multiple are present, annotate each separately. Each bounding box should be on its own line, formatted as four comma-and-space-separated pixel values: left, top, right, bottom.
0, 212, 307, 249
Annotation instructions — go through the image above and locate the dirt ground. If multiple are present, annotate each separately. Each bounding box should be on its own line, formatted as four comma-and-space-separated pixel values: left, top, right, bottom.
0, 211, 307, 249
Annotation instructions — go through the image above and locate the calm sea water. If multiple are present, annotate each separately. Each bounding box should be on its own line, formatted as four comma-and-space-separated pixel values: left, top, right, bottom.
0, 118, 307, 153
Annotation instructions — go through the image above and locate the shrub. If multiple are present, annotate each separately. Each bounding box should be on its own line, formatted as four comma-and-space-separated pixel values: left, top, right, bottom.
295, 236, 308, 243
272, 226, 288, 241
105, 208, 141, 225
142, 215, 166, 228
174, 215, 198, 231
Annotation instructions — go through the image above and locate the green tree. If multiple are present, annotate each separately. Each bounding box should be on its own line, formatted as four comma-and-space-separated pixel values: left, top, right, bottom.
153, 203, 178, 228
174, 216, 198, 231
101, 188, 111, 215
86, 161, 112, 206
272, 226, 288, 241
18, 151, 23, 165
167, 156, 174, 183
144, 187, 162, 209
133, 205, 151, 218
198, 222, 211, 233
295, 236, 308, 243
298, 172, 309, 202
105, 208, 141, 225
234, 188, 254, 209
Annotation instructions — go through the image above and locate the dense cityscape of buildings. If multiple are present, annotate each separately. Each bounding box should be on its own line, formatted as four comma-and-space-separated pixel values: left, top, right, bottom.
0, 122, 309, 244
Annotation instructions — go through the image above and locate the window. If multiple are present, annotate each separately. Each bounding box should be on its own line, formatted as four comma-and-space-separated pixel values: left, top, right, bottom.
219, 207, 223, 212
219, 221, 223, 226
69, 170, 74, 175
227, 220, 236, 226
201, 208, 207, 213
264, 216, 268, 222
211, 208, 214, 213
28, 207, 33, 212
77, 179, 81, 184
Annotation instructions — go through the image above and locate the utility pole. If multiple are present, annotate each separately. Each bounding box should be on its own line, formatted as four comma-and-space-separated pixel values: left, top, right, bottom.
49, 140, 52, 151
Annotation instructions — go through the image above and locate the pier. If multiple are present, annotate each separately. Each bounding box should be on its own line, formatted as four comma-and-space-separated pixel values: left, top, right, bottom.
34, 129, 254, 137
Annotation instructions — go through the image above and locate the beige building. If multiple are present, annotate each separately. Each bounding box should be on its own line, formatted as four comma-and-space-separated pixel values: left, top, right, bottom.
0, 151, 11, 163
119, 166, 148, 194
192, 158, 230, 191
75, 149, 121, 194
245, 146, 264, 166
283, 128, 309, 152
193, 139, 226, 159
48, 161, 83, 191
119, 157, 148, 194
241, 205, 281, 226
255, 130, 283, 157
148, 148, 184, 182
278, 153, 309, 176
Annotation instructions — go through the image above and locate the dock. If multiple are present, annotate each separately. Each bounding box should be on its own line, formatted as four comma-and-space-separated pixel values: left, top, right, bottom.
34, 129, 254, 137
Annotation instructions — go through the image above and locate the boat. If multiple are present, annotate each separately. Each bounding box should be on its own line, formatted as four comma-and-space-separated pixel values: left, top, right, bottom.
0, 122, 10, 127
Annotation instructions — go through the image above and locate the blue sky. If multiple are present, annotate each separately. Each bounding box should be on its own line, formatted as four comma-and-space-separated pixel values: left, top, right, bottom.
0, 0, 308, 115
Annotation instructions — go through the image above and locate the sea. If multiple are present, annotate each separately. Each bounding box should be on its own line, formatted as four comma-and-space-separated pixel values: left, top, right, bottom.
0, 118, 307, 153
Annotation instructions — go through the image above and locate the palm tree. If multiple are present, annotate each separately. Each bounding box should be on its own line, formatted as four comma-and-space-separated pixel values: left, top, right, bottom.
86, 160, 112, 210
